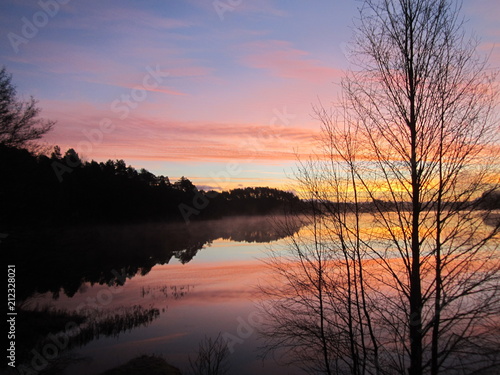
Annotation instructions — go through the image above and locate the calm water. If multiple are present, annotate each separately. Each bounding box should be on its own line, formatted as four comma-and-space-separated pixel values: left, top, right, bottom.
20, 216, 304, 375
15, 212, 499, 375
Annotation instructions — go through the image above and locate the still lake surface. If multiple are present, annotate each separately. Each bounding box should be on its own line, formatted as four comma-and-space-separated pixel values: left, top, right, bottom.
22, 216, 304, 375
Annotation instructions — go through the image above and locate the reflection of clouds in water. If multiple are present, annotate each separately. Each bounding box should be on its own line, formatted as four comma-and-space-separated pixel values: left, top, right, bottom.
34, 260, 267, 313
17, 215, 305, 301
15, 213, 302, 374
21, 230, 286, 375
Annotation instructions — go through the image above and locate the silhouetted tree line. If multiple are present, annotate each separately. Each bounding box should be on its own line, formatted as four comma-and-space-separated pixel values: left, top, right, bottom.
204, 186, 302, 218
305, 193, 500, 217
0, 144, 301, 229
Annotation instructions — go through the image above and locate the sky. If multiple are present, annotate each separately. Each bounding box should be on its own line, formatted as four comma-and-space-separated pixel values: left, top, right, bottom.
1, 0, 499, 191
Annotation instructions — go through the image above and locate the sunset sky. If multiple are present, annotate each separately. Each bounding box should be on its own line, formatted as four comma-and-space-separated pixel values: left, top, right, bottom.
1, 0, 499, 190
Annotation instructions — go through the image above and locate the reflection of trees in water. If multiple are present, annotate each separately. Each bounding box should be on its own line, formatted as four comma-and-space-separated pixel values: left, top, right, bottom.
202, 216, 301, 244
141, 284, 194, 300
188, 333, 230, 375
11, 216, 304, 301
99, 355, 182, 375
75, 305, 160, 345
14, 305, 161, 375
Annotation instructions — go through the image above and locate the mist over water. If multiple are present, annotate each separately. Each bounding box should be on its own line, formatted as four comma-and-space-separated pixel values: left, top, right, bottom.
13, 212, 497, 375
15, 215, 304, 375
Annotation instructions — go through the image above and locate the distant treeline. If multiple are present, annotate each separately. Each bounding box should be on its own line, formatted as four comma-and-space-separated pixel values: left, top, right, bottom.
304, 193, 500, 216
2, 145, 497, 229
0, 145, 301, 228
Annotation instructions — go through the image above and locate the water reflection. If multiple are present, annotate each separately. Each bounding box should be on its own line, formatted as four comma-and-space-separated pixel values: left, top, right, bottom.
77, 305, 161, 344
9, 216, 305, 375
140, 284, 194, 300
14, 304, 162, 375
9, 215, 303, 301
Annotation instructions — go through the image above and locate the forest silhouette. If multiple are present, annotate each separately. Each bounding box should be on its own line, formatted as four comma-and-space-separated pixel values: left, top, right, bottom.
0, 144, 301, 228
0, 125, 304, 301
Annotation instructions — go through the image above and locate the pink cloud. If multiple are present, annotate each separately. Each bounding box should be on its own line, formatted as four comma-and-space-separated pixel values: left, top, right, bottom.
240, 40, 343, 83
40, 99, 318, 163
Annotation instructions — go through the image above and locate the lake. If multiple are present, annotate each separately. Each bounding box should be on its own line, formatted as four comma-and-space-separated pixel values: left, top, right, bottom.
14, 211, 497, 375
16, 216, 305, 375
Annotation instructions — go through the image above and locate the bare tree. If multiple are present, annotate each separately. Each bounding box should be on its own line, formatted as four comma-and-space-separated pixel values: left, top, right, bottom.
0, 66, 54, 148
260, 155, 383, 375
259, 207, 337, 374
260, 0, 500, 374
188, 333, 230, 375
